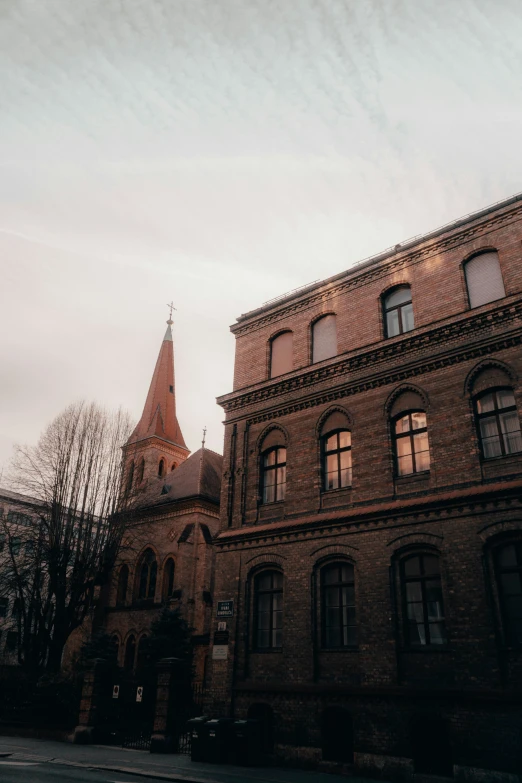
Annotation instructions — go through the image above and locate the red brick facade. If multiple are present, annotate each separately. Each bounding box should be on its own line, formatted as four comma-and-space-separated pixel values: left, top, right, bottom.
207, 196, 522, 780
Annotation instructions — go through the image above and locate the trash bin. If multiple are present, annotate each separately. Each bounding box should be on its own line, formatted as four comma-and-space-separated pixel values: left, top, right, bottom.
204, 718, 234, 764
233, 719, 262, 766
187, 716, 210, 762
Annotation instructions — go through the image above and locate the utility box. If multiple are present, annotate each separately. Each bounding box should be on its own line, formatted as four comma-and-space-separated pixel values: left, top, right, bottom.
187, 716, 210, 762
204, 718, 234, 764
233, 719, 262, 766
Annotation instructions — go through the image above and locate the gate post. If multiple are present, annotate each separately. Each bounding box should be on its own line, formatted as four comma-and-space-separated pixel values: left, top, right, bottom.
73, 658, 109, 744
150, 657, 181, 754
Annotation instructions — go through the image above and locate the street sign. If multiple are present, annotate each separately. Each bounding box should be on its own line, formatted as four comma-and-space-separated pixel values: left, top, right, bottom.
112, 685, 120, 699
216, 600, 234, 617
217, 621, 227, 632
136, 686, 143, 703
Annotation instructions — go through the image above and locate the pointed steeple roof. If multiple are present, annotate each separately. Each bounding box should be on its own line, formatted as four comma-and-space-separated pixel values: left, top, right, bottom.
128, 318, 188, 450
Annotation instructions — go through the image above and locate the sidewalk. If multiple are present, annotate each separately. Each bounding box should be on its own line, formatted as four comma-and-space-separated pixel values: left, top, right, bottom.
0, 736, 374, 783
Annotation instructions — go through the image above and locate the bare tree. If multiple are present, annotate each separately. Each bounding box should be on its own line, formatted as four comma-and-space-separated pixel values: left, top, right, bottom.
0, 401, 134, 674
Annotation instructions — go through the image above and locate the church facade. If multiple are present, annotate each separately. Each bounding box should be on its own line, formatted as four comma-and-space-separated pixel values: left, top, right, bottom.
207, 194, 522, 780
99, 317, 222, 685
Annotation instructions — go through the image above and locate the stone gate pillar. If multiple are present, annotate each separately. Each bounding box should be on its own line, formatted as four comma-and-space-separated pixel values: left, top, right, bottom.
73, 658, 109, 744
150, 657, 182, 754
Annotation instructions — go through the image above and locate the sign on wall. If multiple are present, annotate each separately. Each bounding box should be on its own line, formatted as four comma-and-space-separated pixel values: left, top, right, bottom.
212, 645, 228, 661
112, 685, 120, 699
136, 686, 143, 703
216, 600, 234, 617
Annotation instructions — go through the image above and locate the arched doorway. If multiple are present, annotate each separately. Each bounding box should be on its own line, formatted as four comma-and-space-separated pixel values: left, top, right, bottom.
411, 716, 453, 777
321, 706, 354, 763
247, 703, 274, 754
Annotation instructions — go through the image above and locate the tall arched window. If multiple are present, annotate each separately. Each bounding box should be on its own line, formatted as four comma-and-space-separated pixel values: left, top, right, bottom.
253, 570, 283, 649
261, 447, 287, 504
464, 251, 505, 309
383, 285, 414, 338
158, 458, 166, 478
125, 461, 134, 493
321, 562, 356, 648
312, 315, 337, 363
136, 458, 145, 485
401, 553, 446, 646
138, 549, 157, 600
323, 431, 352, 490
163, 558, 175, 599
494, 541, 522, 645
136, 635, 148, 670
110, 635, 120, 664
124, 635, 136, 670
475, 388, 522, 459
393, 411, 430, 475
116, 565, 129, 606
270, 331, 293, 378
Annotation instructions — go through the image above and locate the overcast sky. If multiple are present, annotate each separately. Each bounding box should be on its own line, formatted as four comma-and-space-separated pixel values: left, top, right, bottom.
1, 0, 521, 471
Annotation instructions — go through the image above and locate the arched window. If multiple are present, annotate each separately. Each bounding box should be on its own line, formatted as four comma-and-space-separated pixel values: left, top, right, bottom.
253, 570, 283, 649
401, 554, 446, 646
110, 635, 120, 663
138, 549, 157, 600
393, 411, 430, 476
321, 562, 356, 648
312, 315, 337, 363
322, 431, 352, 490
494, 541, 522, 646
136, 635, 148, 670
124, 635, 136, 670
171, 462, 177, 472
163, 558, 175, 599
464, 251, 505, 309
475, 388, 522, 459
136, 458, 145, 485
383, 285, 414, 338
158, 459, 166, 478
125, 461, 134, 493
261, 447, 287, 504
116, 565, 129, 606
270, 331, 293, 378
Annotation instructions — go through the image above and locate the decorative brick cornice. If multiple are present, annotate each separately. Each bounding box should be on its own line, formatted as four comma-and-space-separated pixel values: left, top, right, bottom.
219, 298, 522, 419
231, 204, 522, 337
215, 480, 522, 549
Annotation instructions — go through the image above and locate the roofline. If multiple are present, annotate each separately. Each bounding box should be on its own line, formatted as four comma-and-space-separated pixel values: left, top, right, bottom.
233, 190, 522, 329
0, 486, 42, 507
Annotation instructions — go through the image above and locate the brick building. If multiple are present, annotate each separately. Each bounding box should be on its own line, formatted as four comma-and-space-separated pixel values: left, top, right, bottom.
0, 488, 42, 665
100, 317, 222, 684
207, 194, 522, 780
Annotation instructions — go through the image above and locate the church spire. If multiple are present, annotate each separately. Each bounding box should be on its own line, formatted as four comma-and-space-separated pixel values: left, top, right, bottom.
128, 310, 188, 451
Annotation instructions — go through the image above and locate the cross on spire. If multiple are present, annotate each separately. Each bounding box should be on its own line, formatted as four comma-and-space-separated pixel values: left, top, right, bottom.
202, 426, 207, 449
166, 301, 176, 324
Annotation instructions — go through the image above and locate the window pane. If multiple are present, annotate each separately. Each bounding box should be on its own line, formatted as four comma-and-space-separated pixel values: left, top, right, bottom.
422, 556, 440, 576
498, 545, 518, 568
387, 309, 400, 337
264, 450, 276, 467
395, 415, 411, 435
397, 436, 412, 457
411, 412, 427, 430
273, 571, 284, 589
258, 572, 273, 590
326, 471, 339, 490
325, 434, 338, 452
500, 413, 522, 454
257, 630, 270, 648
276, 447, 287, 463
477, 393, 495, 414
342, 585, 355, 606
404, 556, 421, 576
323, 568, 338, 586
325, 588, 339, 607
406, 581, 422, 602
325, 627, 341, 647
429, 622, 447, 645
465, 252, 505, 308
505, 595, 522, 620
340, 450, 352, 470
407, 618, 426, 645
277, 481, 286, 502
482, 435, 502, 459
480, 417, 499, 439
343, 606, 356, 627
271, 332, 293, 377
273, 628, 282, 648
401, 303, 415, 332
344, 626, 357, 646
340, 467, 352, 487
497, 389, 516, 409
263, 484, 275, 504
276, 466, 286, 486
501, 573, 522, 596
398, 455, 414, 475
339, 431, 351, 449
341, 565, 354, 584
386, 287, 412, 308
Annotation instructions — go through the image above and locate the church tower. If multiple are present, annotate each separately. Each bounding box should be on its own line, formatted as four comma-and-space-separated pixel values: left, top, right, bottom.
124, 314, 190, 492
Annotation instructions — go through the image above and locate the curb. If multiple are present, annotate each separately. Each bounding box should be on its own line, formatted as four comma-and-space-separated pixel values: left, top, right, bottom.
51, 759, 227, 783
